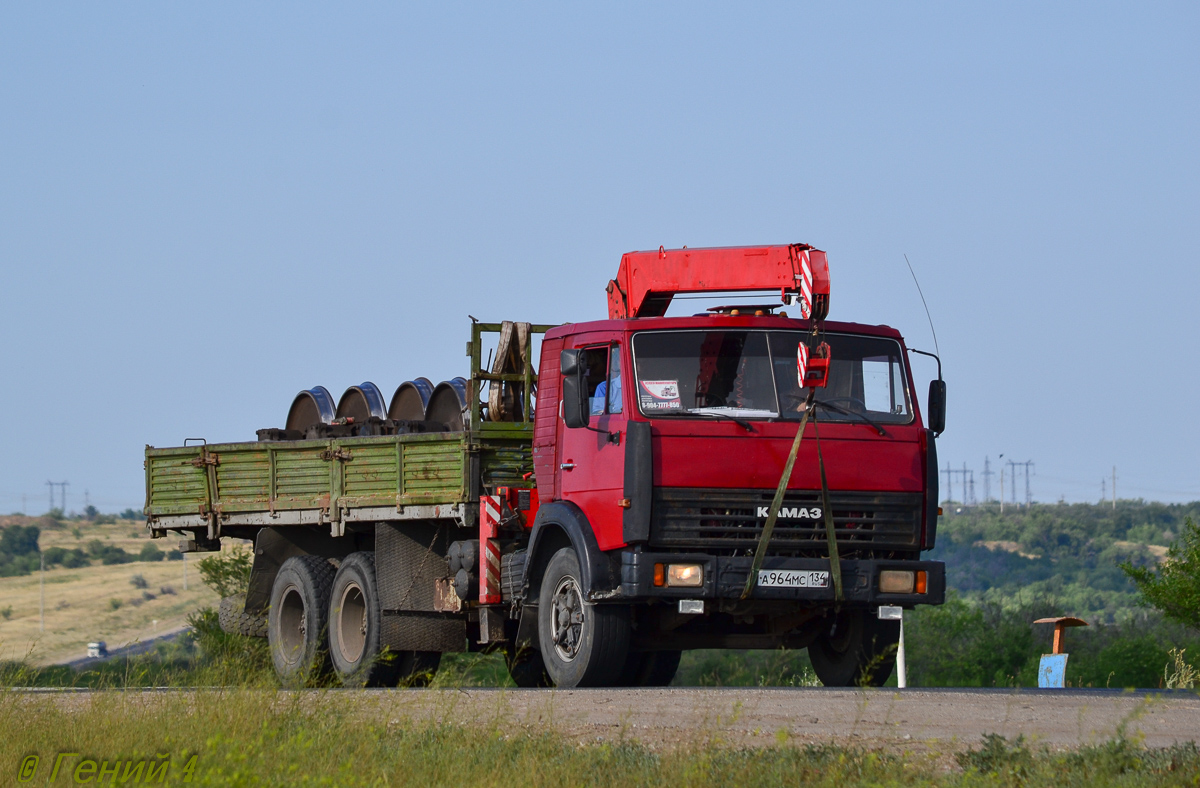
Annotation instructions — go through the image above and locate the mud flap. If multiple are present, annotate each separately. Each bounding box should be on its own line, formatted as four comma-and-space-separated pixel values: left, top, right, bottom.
376, 522, 466, 653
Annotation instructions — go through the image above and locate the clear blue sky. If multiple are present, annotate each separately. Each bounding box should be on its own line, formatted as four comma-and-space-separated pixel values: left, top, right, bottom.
1, 3, 1197, 513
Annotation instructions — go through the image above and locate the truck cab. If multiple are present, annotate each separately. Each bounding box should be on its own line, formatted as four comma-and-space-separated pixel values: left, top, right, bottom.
517, 307, 944, 687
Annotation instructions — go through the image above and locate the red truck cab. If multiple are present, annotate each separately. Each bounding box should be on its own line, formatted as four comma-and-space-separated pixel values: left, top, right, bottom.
513, 247, 945, 688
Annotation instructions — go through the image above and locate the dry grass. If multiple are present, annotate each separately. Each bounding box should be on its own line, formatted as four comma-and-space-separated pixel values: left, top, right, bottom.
0, 519, 235, 665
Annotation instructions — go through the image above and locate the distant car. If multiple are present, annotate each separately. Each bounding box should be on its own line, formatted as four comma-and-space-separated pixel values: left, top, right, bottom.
86, 642, 108, 658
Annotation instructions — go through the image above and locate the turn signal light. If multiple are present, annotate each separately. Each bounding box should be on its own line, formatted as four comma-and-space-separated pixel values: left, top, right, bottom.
916, 570, 928, 594
666, 564, 703, 588
879, 570, 915, 594
653, 563, 665, 587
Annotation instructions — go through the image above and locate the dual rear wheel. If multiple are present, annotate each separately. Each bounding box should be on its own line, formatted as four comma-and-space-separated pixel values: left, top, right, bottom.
267, 552, 439, 687
266, 546, 894, 688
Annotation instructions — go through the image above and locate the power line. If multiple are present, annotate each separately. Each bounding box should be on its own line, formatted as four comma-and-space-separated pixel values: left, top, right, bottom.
45, 480, 68, 513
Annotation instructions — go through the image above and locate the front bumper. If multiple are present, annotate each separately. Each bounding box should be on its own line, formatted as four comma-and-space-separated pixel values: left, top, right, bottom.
618, 551, 945, 607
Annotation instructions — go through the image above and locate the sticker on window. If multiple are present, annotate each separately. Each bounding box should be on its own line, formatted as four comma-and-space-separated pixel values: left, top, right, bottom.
639, 380, 682, 412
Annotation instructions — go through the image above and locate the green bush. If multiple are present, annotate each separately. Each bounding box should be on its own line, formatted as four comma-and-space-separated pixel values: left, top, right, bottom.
197, 548, 253, 598
0, 551, 39, 577
0, 524, 39, 556
1122, 517, 1200, 631
43, 546, 90, 568
87, 539, 133, 565
138, 542, 165, 562
904, 592, 1200, 688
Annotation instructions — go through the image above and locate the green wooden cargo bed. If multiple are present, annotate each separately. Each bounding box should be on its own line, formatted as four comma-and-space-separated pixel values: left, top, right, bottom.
144, 320, 550, 539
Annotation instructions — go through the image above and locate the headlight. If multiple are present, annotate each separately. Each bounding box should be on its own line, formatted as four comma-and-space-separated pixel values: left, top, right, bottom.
879, 570, 915, 594
666, 563, 703, 587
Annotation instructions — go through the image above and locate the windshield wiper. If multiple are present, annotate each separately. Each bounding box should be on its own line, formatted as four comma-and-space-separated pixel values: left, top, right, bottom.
812, 400, 889, 437
688, 412, 756, 431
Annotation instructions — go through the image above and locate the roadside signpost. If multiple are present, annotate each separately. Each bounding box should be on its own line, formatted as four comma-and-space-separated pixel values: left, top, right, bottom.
1034, 616, 1088, 688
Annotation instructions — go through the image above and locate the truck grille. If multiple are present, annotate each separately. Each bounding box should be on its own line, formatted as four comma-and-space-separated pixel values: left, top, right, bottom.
649, 488, 923, 558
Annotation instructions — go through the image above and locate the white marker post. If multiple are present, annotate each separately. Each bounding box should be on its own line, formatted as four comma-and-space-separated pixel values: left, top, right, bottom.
879, 605, 905, 688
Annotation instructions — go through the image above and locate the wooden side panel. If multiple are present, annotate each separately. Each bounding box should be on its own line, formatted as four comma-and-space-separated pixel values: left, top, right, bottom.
146, 448, 209, 515
340, 440, 401, 507
480, 442, 533, 491
400, 439, 465, 504
274, 446, 331, 509
213, 447, 270, 511
146, 430, 535, 519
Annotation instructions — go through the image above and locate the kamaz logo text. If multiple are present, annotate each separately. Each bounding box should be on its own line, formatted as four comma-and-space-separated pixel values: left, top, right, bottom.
757, 506, 822, 519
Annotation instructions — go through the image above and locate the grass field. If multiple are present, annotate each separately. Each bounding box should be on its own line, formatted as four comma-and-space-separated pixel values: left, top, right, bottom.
0, 518, 226, 665
3, 688, 1198, 787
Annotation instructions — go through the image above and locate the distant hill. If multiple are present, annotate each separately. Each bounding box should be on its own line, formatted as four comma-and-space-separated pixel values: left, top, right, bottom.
928, 500, 1200, 622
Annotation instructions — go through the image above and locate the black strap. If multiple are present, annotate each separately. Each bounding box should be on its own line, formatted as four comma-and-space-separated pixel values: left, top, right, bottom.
813, 417, 844, 602
741, 390, 815, 599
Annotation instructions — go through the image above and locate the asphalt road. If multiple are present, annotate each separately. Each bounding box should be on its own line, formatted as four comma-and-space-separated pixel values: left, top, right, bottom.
17, 686, 1199, 752
373, 686, 1200, 751
60, 627, 191, 670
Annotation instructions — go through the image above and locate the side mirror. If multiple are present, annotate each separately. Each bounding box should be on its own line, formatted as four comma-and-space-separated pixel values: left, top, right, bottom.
927, 379, 946, 435
560, 349, 590, 430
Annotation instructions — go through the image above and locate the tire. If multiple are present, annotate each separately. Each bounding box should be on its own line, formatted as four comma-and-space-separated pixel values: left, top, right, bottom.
537, 547, 630, 687
619, 650, 682, 687
504, 643, 552, 688
218, 594, 268, 638
808, 609, 900, 687
268, 555, 336, 685
328, 552, 397, 687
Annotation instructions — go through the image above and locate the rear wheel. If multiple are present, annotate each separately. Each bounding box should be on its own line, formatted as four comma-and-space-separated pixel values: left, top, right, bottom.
218, 594, 268, 638
537, 547, 630, 687
329, 552, 398, 687
268, 555, 336, 685
808, 609, 899, 687
619, 650, 681, 687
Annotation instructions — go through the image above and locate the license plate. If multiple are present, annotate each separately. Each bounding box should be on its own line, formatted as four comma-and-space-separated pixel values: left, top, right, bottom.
757, 570, 830, 589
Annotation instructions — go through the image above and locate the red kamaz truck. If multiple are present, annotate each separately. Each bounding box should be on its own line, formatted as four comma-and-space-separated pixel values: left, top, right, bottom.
144, 243, 945, 688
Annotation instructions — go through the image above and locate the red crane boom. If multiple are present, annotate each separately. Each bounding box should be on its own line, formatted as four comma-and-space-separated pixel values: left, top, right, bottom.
605, 243, 830, 321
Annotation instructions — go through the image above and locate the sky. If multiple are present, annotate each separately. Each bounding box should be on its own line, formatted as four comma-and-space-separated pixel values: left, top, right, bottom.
1, 3, 1197, 513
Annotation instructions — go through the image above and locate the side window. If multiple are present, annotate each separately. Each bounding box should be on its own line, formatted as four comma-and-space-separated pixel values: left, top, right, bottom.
607, 346, 623, 414
584, 346, 609, 415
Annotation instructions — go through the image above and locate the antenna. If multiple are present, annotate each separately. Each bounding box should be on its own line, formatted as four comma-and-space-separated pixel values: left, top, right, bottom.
904, 254, 940, 359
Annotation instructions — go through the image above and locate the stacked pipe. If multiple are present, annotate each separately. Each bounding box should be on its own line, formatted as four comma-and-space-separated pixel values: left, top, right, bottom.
446, 540, 479, 602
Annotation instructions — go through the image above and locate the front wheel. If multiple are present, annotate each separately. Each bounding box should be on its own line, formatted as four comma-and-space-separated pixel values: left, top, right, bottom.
808, 609, 899, 687
537, 547, 630, 687
268, 555, 336, 685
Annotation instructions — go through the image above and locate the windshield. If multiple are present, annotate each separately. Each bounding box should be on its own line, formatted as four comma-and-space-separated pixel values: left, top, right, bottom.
631, 330, 913, 424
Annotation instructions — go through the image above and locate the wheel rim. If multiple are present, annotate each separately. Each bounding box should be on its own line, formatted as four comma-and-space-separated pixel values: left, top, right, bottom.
336, 581, 368, 665
551, 575, 585, 662
278, 584, 306, 665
